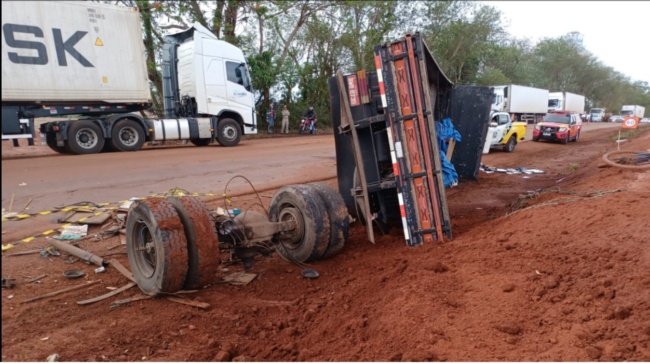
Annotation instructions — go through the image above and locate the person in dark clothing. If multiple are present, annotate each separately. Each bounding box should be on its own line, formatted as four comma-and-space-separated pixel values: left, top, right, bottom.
303, 106, 315, 120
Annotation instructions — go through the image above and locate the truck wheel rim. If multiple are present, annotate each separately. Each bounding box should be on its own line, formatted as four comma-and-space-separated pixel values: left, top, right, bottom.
119, 126, 139, 146
76, 128, 98, 149
222, 125, 238, 142
133, 221, 156, 278
278, 207, 305, 249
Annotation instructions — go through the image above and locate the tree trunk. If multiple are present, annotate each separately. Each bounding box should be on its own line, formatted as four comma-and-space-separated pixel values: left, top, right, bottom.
138, 0, 163, 113
223, 0, 241, 45
213, 0, 225, 39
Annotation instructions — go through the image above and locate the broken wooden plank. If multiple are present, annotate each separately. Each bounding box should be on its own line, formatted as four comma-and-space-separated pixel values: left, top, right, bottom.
6, 249, 42, 257
110, 294, 153, 309
77, 282, 136, 305
166, 296, 210, 309
22, 280, 100, 303
25, 274, 48, 283
108, 258, 136, 283
223, 272, 257, 285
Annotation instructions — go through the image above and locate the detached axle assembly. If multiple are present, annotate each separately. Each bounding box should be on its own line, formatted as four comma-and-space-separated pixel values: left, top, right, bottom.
125, 183, 349, 295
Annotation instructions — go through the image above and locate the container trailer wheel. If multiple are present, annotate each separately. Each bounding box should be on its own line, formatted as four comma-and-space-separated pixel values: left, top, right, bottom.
111, 119, 145, 152
217, 118, 241, 147
66, 120, 105, 154
190, 138, 212, 147
307, 183, 350, 259
269, 184, 330, 263
126, 199, 189, 295
165, 196, 221, 289
45, 132, 70, 154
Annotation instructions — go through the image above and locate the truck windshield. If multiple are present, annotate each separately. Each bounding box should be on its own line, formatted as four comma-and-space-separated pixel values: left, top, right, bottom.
620, 111, 632, 116
543, 114, 570, 123
548, 99, 560, 108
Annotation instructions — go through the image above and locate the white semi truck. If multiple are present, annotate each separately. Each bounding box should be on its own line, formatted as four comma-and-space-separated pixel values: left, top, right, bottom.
548, 92, 585, 114
620, 105, 645, 118
1, 1, 257, 154
491, 84, 549, 124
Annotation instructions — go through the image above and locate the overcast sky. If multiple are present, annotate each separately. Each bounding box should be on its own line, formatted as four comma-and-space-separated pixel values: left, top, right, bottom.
484, 1, 650, 84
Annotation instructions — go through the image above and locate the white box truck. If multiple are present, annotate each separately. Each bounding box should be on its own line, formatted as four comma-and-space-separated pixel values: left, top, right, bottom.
620, 105, 645, 118
548, 92, 585, 113
589, 107, 606, 122
1, 1, 257, 154
491, 84, 549, 124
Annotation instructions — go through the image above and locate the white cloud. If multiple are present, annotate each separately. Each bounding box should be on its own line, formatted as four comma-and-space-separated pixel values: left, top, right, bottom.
484, 1, 650, 84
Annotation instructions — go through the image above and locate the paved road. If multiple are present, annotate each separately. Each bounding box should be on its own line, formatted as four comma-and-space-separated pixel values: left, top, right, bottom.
2, 135, 338, 213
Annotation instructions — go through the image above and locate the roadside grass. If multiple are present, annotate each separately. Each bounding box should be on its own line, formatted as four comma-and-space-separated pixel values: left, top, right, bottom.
611, 130, 639, 141
568, 163, 580, 172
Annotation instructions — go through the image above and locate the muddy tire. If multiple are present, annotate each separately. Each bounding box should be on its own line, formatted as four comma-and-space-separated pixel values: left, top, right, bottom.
503, 136, 516, 152
533, 137, 539, 142
45, 132, 69, 154
67, 120, 105, 154
126, 199, 189, 296
562, 136, 569, 145
111, 119, 145, 152
190, 138, 212, 147
307, 183, 350, 259
269, 184, 330, 263
166, 196, 220, 289
573, 131, 580, 142
216, 118, 241, 147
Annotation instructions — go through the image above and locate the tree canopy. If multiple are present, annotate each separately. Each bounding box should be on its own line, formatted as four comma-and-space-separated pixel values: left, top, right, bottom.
115, 0, 649, 124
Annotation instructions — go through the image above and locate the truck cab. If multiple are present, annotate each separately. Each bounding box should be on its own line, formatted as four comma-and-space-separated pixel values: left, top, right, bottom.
590, 108, 606, 122
484, 111, 527, 152
533, 111, 582, 144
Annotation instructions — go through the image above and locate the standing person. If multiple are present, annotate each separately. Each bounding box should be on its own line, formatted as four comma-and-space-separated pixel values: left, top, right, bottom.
266, 104, 275, 133
281, 105, 290, 134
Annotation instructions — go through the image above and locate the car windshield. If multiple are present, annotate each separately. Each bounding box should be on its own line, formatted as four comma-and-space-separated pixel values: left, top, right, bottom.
543, 114, 570, 123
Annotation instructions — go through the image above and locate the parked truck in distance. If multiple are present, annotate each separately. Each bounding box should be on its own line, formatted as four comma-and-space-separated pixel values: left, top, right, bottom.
589, 108, 606, 122
620, 105, 645, 119
548, 92, 585, 114
491, 85, 549, 124
1, 1, 257, 155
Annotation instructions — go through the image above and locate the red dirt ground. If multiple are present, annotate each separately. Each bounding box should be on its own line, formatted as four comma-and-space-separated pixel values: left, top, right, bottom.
2, 127, 649, 362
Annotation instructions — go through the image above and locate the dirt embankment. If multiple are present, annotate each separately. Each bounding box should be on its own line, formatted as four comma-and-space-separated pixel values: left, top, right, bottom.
1, 126, 649, 361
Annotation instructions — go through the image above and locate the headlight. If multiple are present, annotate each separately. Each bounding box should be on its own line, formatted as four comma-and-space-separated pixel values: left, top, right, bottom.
559, 127, 567, 132
534, 125, 541, 130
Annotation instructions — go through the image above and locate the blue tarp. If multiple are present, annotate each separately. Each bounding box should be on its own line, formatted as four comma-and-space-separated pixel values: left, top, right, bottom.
435, 118, 461, 188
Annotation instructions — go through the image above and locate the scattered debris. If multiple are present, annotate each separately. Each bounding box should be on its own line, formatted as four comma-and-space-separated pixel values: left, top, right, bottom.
55, 225, 88, 240
110, 294, 153, 309
46, 353, 60, 362
63, 270, 85, 279
480, 165, 545, 175
25, 274, 48, 283
94, 266, 106, 274
6, 249, 42, 257
18, 182, 27, 187
166, 296, 210, 309
77, 282, 136, 306
223, 272, 258, 285
301, 269, 320, 279
19, 198, 33, 214
108, 259, 136, 283
2, 278, 16, 289
23, 280, 101, 303
49, 239, 106, 267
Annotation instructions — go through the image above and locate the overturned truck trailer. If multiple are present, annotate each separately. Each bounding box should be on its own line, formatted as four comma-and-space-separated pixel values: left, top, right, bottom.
329, 33, 492, 245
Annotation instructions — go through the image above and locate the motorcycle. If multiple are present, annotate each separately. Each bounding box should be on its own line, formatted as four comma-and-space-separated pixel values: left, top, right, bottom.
299, 116, 317, 134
